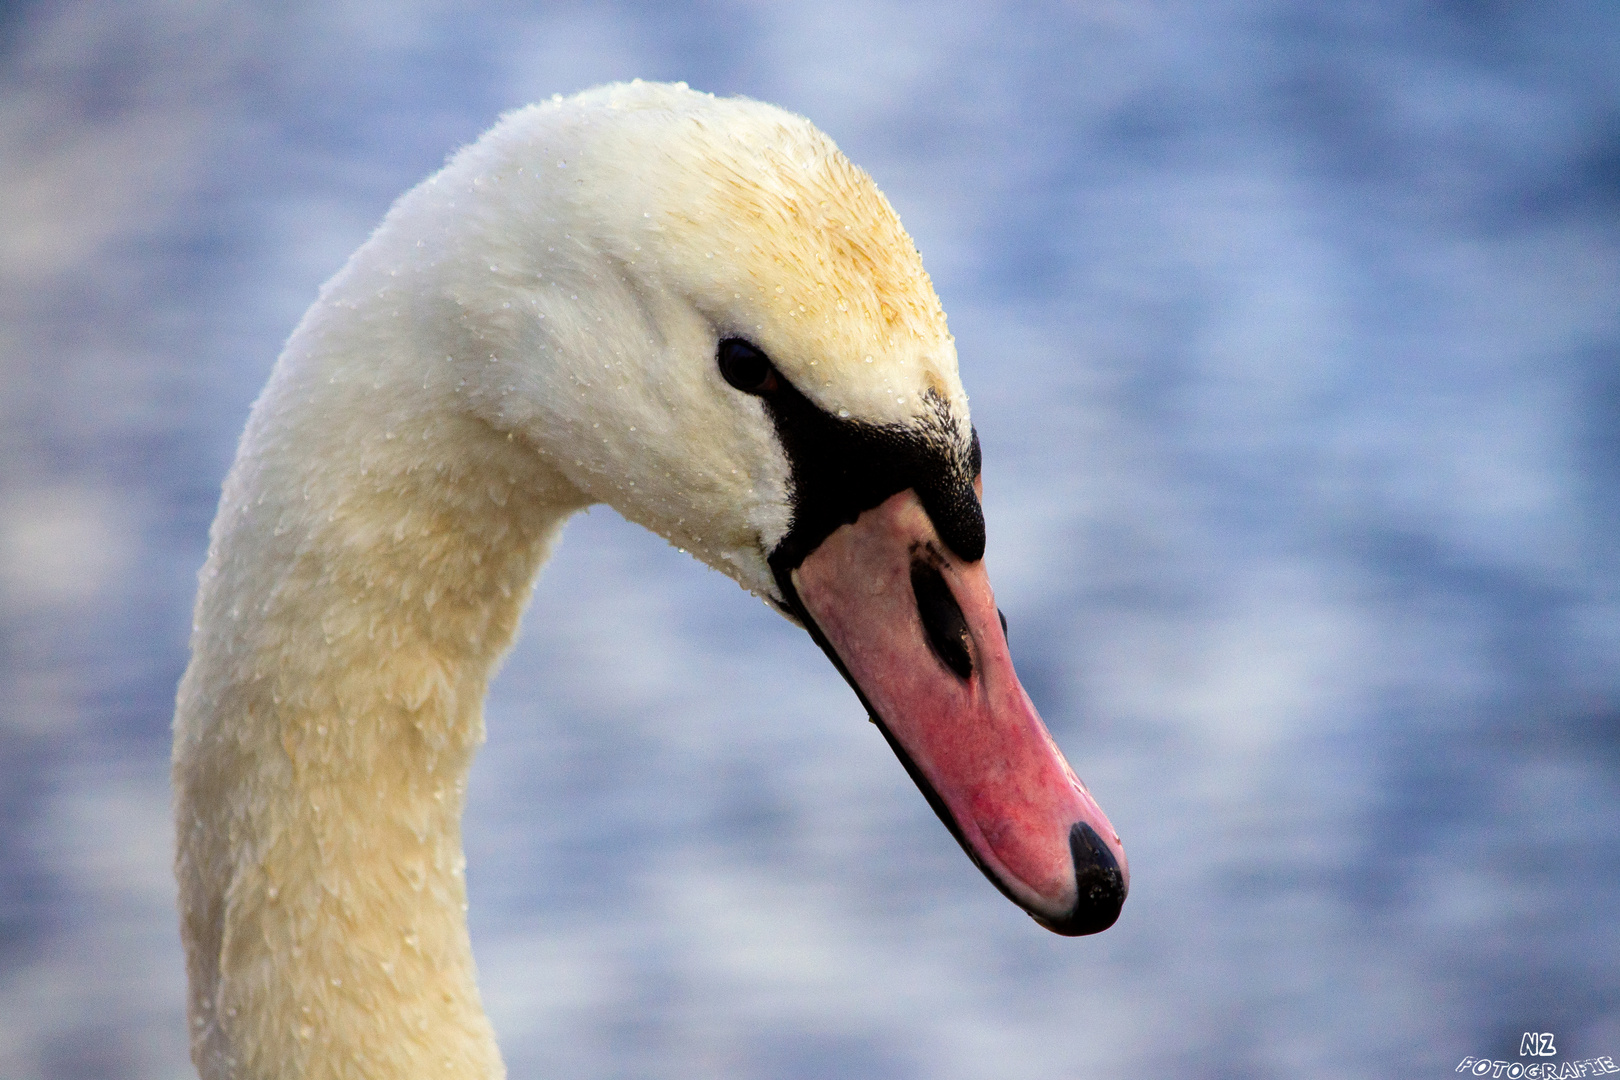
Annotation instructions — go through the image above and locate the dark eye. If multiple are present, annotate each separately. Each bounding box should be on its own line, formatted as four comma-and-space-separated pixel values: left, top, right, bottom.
717, 337, 779, 395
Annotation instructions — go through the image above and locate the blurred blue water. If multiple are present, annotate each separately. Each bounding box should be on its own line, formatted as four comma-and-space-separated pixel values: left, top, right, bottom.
1, 2, 1616, 1077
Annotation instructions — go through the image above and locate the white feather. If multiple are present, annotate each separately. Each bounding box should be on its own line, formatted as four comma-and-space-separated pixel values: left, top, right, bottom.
173, 81, 969, 1080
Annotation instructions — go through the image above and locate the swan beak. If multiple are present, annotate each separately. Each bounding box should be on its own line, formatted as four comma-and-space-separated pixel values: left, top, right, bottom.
790, 489, 1128, 935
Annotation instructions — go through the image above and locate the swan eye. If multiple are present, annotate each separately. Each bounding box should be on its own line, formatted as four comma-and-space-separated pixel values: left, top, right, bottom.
717, 338, 779, 395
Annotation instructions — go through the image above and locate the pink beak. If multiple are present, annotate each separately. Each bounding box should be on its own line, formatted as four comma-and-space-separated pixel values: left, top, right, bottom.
790, 488, 1127, 934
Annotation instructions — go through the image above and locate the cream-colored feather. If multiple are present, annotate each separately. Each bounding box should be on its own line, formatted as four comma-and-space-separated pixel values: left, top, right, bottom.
174, 82, 969, 1079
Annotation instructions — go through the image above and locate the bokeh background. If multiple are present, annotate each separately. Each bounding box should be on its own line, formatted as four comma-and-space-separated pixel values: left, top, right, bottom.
3, 2, 1617, 1077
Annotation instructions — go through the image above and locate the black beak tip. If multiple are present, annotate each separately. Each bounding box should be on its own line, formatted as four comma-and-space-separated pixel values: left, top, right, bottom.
1033, 822, 1127, 937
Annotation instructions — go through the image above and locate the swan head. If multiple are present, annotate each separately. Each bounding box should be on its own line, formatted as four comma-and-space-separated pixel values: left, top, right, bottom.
367, 81, 1127, 934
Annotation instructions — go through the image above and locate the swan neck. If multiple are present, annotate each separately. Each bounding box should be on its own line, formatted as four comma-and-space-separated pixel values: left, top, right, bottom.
173, 326, 587, 1078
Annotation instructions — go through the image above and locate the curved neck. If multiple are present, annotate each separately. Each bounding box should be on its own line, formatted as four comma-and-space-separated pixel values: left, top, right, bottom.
173, 302, 588, 1078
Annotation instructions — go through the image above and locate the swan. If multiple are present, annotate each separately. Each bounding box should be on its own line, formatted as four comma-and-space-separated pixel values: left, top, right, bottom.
172, 80, 1127, 1080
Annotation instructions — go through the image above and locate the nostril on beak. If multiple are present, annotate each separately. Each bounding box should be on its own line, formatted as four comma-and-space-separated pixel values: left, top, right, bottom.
910, 559, 973, 680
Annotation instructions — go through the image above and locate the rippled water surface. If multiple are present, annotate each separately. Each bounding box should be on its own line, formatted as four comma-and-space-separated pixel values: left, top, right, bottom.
3, 3, 1618, 1077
